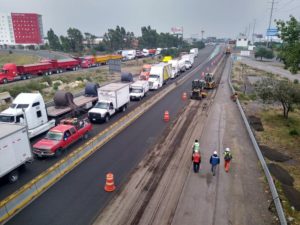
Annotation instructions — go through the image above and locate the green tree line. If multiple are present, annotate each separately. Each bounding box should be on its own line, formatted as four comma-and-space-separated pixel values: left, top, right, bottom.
46, 26, 204, 54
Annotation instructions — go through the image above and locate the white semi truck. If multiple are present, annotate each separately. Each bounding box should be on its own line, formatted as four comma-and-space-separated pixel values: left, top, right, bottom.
0, 93, 56, 139
88, 83, 130, 123
0, 123, 33, 182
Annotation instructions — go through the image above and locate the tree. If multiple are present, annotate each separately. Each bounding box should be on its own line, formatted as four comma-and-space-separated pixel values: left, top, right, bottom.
103, 26, 135, 51
256, 78, 300, 118
47, 29, 62, 50
60, 35, 71, 52
140, 26, 159, 48
276, 16, 300, 74
192, 40, 205, 49
67, 28, 84, 52
254, 47, 274, 61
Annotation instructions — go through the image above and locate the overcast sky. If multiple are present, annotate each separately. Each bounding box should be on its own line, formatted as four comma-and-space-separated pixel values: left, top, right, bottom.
1, 0, 300, 39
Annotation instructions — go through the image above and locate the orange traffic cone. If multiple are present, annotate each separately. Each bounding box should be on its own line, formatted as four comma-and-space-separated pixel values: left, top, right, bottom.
104, 173, 116, 192
181, 92, 187, 101
164, 111, 170, 122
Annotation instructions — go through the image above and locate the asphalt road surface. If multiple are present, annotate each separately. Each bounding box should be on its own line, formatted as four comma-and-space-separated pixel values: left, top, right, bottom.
5, 47, 218, 225
0, 47, 213, 200
92, 57, 274, 225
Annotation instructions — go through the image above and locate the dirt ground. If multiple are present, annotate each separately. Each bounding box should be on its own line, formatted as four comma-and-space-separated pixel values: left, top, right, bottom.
92, 58, 275, 225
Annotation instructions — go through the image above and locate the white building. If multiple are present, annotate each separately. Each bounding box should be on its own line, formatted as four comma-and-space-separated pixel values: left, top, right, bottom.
0, 13, 15, 45
236, 36, 249, 48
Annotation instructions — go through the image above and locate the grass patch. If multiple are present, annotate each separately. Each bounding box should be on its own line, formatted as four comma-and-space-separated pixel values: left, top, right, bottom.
0, 52, 40, 66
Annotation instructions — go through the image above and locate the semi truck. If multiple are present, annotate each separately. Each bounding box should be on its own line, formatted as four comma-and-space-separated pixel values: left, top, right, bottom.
190, 48, 199, 57
122, 50, 136, 60
169, 59, 180, 78
0, 93, 56, 139
0, 62, 54, 84
148, 63, 171, 90
0, 123, 33, 182
88, 83, 130, 123
139, 64, 152, 80
80, 56, 96, 68
130, 80, 149, 100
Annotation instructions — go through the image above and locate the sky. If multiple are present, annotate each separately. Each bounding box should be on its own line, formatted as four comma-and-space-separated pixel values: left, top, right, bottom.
1, 0, 300, 39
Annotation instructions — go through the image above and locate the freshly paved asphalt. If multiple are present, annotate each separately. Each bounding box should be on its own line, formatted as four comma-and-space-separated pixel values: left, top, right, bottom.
0, 47, 211, 200
5, 46, 217, 225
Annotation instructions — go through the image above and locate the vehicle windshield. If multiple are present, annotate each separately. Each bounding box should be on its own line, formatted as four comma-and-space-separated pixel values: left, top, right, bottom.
142, 68, 151, 72
45, 131, 63, 141
0, 70, 8, 74
94, 102, 109, 109
10, 103, 17, 108
0, 115, 15, 123
149, 74, 159, 79
185, 60, 191, 64
16, 104, 29, 109
131, 88, 142, 93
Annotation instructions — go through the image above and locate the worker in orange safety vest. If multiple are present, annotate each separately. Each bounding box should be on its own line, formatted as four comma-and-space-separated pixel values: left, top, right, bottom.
192, 150, 201, 173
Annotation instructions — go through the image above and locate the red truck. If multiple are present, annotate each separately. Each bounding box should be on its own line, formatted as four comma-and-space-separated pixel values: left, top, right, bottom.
43, 59, 80, 73
0, 62, 53, 84
80, 56, 96, 68
32, 118, 92, 157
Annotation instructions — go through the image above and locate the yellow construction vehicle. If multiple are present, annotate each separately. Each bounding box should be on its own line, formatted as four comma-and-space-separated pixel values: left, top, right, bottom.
204, 73, 216, 89
190, 79, 207, 100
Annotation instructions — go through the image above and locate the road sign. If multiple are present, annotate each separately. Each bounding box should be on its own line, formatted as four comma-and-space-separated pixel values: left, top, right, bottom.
266, 28, 278, 37
108, 59, 121, 73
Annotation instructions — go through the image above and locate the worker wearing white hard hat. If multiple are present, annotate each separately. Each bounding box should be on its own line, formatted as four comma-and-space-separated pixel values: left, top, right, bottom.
210, 151, 220, 176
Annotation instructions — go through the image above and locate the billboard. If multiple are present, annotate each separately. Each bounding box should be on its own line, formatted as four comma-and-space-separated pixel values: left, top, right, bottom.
266, 28, 278, 37
171, 27, 183, 34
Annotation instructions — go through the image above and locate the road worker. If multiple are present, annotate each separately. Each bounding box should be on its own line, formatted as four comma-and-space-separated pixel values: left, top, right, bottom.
192, 150, 201, 173
192, 139, 200, 153
209, 151, 220, 176
223, 147, 233, 172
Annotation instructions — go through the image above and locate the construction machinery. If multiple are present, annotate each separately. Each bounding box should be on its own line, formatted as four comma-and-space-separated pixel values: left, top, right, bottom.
204, 73, 216, 89
190, 79, 207, 100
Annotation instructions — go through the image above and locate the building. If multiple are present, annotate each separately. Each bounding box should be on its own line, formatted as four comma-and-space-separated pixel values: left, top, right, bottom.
236, 36, 249, 48
0, 12, 44, 46
0, 13, 15, 45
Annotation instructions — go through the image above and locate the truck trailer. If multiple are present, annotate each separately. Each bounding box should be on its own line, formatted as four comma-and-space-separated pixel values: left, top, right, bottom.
0, 62, 54, 84
0, 123, 33, 182
148, 63, 171, 90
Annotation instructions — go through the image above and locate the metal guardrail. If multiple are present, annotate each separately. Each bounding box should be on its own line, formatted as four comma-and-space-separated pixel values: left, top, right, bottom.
227, 58, 287, 225
0, 52, 219, 224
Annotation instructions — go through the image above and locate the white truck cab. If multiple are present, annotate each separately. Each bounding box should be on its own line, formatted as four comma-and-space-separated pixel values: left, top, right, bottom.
130, 80, 149, 100
0, 93, 55, 138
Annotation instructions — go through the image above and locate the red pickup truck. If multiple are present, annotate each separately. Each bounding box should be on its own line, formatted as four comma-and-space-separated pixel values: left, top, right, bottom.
33, 118, 92, 157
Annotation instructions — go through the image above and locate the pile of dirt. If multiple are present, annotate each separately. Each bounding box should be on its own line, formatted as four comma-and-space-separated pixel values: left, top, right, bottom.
268, 163, 294, 186
281, 184, 300, 211
248, 115, 264, 131
260, 145, 292, 162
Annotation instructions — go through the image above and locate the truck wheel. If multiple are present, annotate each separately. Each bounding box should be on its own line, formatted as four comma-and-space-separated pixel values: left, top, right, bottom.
105, 115, 110, 123
45, 72, 49, 76
2, 78, 8, 84
122, 105, 127, 112
26, 75, 32, 79
55, 148, 63, 157
8, 170, 19, 183
139, 96, 142, 101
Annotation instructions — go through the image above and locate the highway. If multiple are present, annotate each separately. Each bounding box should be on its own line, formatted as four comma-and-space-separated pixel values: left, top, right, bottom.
0, 48, 214, 200
5, 46, 216, 225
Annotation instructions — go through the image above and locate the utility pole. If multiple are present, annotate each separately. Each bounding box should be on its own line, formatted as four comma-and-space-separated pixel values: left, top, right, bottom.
252, 19, 256, 44
267, 0, 275, 47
